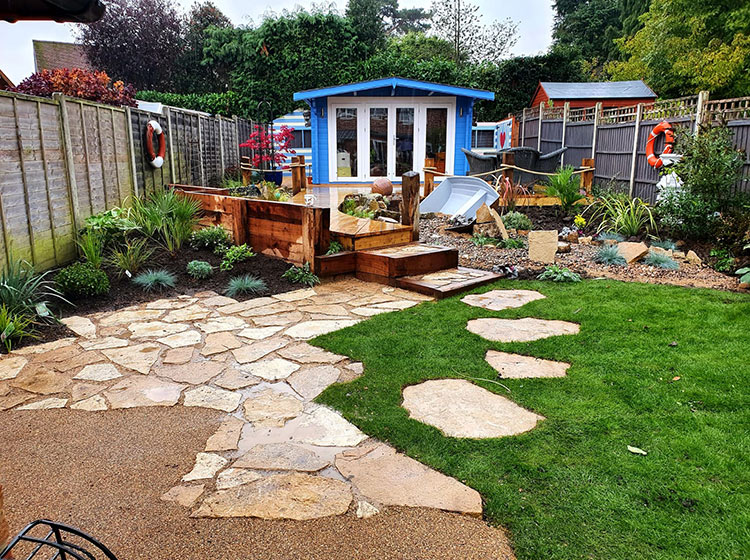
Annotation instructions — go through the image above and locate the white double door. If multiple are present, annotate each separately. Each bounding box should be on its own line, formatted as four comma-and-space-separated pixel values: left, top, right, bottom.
328, 97, 455, 182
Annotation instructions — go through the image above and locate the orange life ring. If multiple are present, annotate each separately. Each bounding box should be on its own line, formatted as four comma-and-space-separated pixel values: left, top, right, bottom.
646, 121, 675, 169
145, 120, 166, 168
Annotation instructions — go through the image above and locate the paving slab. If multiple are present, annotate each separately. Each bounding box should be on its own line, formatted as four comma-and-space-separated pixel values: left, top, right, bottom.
461, 290, 546, 311
467, 317, 580, 342
104, 376, 185, 408
485, 351, 569, 378
233, 442, 329, 472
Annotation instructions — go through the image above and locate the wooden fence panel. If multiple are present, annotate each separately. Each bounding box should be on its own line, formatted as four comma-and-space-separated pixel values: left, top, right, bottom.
540, 118, 563, 154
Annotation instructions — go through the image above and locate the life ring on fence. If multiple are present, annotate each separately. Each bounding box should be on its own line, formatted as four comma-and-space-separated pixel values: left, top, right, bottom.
145, 120, 166, 169
646, 121, 675, 169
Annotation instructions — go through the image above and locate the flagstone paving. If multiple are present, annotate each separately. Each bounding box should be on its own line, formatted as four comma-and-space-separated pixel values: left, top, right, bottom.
1, 280, 490, 522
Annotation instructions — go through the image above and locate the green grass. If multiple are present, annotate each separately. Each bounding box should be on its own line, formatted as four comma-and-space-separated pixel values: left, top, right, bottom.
313, 279, 750, 560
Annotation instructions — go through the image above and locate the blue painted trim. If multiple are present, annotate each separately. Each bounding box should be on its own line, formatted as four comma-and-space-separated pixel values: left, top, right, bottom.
294, 77, 494, 101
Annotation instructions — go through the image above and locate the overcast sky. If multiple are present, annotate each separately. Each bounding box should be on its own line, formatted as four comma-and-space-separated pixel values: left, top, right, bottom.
0, 0, 554, 85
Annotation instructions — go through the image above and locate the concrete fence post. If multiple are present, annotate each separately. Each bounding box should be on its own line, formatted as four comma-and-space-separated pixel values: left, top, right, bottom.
629, 103, 644, 197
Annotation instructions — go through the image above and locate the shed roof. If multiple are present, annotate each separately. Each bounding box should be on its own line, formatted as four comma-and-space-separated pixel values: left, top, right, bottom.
33, 40, 93, 73
0, 68, 14, 89
294, 77, 494, 101
537, 80, 656, 100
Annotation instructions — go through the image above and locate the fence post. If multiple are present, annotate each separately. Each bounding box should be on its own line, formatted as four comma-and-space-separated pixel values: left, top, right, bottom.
629, 103, 644, 197
501, 151, 514, 184
218, 116, 225, 177
591, 102, 602, 159
197, 116, 206, 187
303, 206, 330, 272
581, 158, 594, 196
55, 93, 82, 235
521, 107, 526, 146
11, 96, 37, 266
695, 90, 710, 132
166, 108, 177, 184
124, 106, 139, 197
400, 171, 421, 241
560, 101, 569, 166
537, 102, 544, 152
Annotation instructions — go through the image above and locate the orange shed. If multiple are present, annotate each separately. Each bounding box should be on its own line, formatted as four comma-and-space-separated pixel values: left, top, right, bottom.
530, 80, 656, 109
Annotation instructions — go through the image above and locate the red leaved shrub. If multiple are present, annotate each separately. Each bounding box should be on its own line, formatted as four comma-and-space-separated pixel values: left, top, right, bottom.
12, 68, 137, 107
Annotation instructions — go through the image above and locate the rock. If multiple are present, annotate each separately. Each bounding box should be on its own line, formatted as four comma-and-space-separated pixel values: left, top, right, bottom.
649, 246, 672, 258
182, 452, 228, 482
0, 356, 27, 381
103, 343, 161, 374
371, 177, 393, 196
61, 316, 97, 339
163, 304, 210, 323
475, 203, 493, 224
485, 351, 569, 378
54, 350, 105, 372
70, 394, 108, 411
216, 469, 263, 490
79, 336, 129, 351
489, 207, 509, 240
161, 484, 205, 507
253, 311, 305, 327
201, 332, 242, 356
288, 365, 341, 399
298, 304, 350, 316
129, 321, 189, 339
99, 309, 163, 326
467, 317, 580, 342
277, 343, 346, 364
104, 376, 185, 408
673, 250, 686, 259
617, 241, 649, 264
205, 416, 245, 452
232, 338, 288, 364
196, 317, 247, 334
71, 382, 104, 402
350, 307, 390, 317
17, 397, 68, 410
335, 443, 482, 516
284, 320, 360, 340
557, 241, 571, 253
473, 221, 500, 239
239, 302, 295, 318
147, 298, 197, 310
461, 289, 545, 311
163, 347, 194, 365
686, 250, 702, 266
528, 230, 558, 264
739, 282, 750, 290
237, 326, 284, 341
192, 472, 352, 520
73, 363, 122, 382
233, 443, 329, 472
567, 231, 579, 243
356, 500, 380, 519
157, 330, 202, 349
579, 236, 593, 245
216, 297, 276, 315
183, 385, 242, 412
293, 406, 368, 447
402, 379, 544, 438
242, 387, 304, 427
11, 368, 70, 395
240, 358, 300, 381
156, 361, 225, 385
200, 295, 238, 307
213, 367, 261, 390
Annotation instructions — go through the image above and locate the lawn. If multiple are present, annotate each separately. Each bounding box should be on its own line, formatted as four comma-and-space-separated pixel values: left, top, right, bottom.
313, 279, 749, 560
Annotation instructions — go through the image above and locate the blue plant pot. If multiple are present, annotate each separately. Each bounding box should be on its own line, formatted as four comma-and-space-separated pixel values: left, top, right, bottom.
264, 170, 283, 186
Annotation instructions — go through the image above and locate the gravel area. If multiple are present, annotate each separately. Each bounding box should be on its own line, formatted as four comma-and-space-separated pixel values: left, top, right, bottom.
421, 216, 743, 292
0, 408, 515, 560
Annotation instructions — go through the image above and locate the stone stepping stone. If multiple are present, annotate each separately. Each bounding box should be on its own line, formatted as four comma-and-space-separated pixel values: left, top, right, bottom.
350, 307, 391, 317
200, 332, 241, 356
292, 406, 368, 447
216, 297, 276, 315
16, 397, 68, 410
197, 316, 247, 334
163, 347, 194, 365
161, 484, 205, 508
239, 302, 295, 318
466, 317, 580, 342
54, 351, 105, 372
461, 290, 545, 311
79, 336, 129, 351
485, 351, 569, 379
0, 356, 28, 381
163, 305, 211, 323
61, 316, 96, 339
298, 304, 350, 316
205, 417, 245, 452
288, 365, 341, 399
155, 361, 225, 385
0, 393, 33, 411
184, 385, 242, 412
11, 367, 70, 395
73, 363, 122, 382
273, 288, 317, 302
231, 338, 288, 364
200, 295, 238, 307
146, 298, 196, 310
237, 326, 284, 341
284, 320, 360, 340
99, 309, 163, 327
213, 368, 261, 391
104, 376, 185, 409
239, 358, 299, 381
216, 469, 263, 490
71, 382, 104, 402
157, 330, 202, 349
70, 394, 108, 411
335, 443, 482, 516
183, 452, 228, 482
402, 379, 544, 438
253, 312, 305, 327
103, 343, 161, 374
12, 338, 75, 355
277, 343, 346, 365
242, 387, 304, 427
129, 321, 189, 339
233, 443, 329, 472
192, 472, 352, 520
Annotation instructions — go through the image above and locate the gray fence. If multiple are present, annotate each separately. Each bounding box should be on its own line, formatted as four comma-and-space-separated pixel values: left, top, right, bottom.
0, 90, 255, 272
516, 92, 750, 201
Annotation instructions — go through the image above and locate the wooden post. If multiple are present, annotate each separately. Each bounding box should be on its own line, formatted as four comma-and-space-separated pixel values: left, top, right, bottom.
218, 116, 226, 177
400, 171, 420, 242
55, 93, 82, 234
501, 151, 514, 184
423, 166, 436, 198
695, 90, 709, 131
298, 155, 307, 190
303, 206, 331, 271
124, 106, 140, 198
537, 101, 544, 152
629, 103, 644, 197
231, 197, 249, 245
560, 102, 569, 166
581, 158, 594, 196
521, 107, 527, 145
591, 102, 602, 159
197, 116, 206, 187
38, 100, 59, 264
13, 96, 39, 267
240, 156, 251, 186
291, 156, 303, 195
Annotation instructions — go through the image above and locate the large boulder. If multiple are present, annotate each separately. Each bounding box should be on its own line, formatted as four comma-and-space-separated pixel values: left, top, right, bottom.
617, 242, 649, 264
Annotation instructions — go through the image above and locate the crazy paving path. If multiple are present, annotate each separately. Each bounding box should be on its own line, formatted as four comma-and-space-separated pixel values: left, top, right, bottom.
0, 279, 493, 522
401, 290, 577, 439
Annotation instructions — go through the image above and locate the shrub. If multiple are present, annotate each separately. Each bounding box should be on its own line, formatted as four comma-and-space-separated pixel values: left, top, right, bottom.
709, 248, 734, 272
574, 214, 587, 230
326, 240, 344, 255
108, 238, 153, 278
225, 275, 268, 297
12, 68, 136, 107
282, 262, 320, 287
499, 238, 525, 249
594, 245, 626, 266
0, 304, 36, 352
219, 244, 256, 271
128, 189, 201, 255
502, 211, 533, 231
736, 265, 750, 284
537, 265, 581, 282
1, 257, 67, 321
56, 262, 110, 299
470, 234, 496, 247
644, 252, 679, 270
545, 166, 585, 214
132, 269, 176, 292
651, 239, 677, 250
137, 90, 248, 118
496, 177, 530, 212
187, 260, 214, 280
590, 194, 656, 237
82, 207, 136, 247
190, 226, 231, 251
77, 231, 105, 269
656, 182, 719, 239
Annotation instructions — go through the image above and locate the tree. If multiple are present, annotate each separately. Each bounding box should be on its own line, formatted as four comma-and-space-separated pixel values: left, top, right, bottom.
430, 0, 518, 64
76, 0, 184, 90
346, 0, 388, 54
608, 0, 750, 97
551, 0, 621, 63
387, 32, 458, 63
